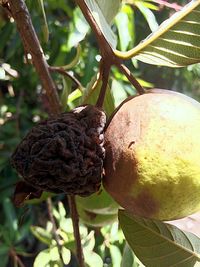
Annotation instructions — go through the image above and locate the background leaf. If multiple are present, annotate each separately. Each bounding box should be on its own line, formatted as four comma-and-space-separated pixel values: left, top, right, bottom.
96, 0, 121, 24
85, 0, 117, 47
83, 74, 115, 116
37, 0, 49, 42
115, 0, 200, 67
119, 210, 200, 267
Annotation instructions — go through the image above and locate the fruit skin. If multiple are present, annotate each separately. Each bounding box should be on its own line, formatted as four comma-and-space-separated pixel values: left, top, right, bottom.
103, 89, 200, 221
76, 201, 117, 227
75, 187, 119, 215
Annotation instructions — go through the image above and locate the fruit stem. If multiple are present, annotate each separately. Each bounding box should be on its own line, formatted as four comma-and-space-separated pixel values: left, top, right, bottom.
96, 60, 111, 108
68, 195, 85, 267
117, 63, 146, 95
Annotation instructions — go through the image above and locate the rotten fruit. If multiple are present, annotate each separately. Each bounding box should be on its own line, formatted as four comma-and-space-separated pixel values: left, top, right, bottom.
103, 89, 200, 221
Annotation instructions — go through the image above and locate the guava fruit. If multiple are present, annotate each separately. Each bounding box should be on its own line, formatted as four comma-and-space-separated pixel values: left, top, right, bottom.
76, 201, 117, 227
75, 187, 119, 215
103, 89, 200, 221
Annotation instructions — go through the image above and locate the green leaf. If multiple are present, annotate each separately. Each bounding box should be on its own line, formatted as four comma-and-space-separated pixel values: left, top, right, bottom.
0, 67, 6, 80
67, 8, 90, 48
95, 0, 121, 24
61, 76, 72, 110
119, 210, 200, 267
0, 254, 9, 267
121, 243, 145, 267
61, 247, 71, 265
34, 246, 70, 267
3, 198, 18, 241
115, 6, 134, 51
84, 249, 103, 267
111, 79, 128, 107
121, 243, 135, 267
0, 245, 9, 255
110, 244, 122, 267
135, 1, 158, 32
85, 0, 117, 47
83, 74, 115, 117
59, 44, 82, 70
83, 231, 95, 251
37, 0, 49, 42
30, 226, 53, 245
34, 249, 51, 267
115, 0, 200, 67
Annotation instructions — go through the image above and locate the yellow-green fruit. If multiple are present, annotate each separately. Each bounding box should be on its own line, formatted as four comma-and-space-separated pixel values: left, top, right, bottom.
103, 89, 200, 221
77, 202, 117, 227
76, 187, 119, 215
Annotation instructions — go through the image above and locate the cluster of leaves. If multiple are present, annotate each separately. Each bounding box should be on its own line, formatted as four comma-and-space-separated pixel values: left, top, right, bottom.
0, 0, 200, 266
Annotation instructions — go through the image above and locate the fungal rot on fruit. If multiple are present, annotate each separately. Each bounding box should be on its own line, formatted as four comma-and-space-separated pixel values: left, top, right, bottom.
11, 105, 106, 205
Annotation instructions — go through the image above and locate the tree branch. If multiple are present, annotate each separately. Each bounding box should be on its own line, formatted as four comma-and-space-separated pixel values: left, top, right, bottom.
96, 59, 111, 108
68, 195, 85, 267
6, 1, 85, 266
7, 0, 61, 115
49, 66, 83, 91
117, 63, 146, 95
75, 0, 115, 60
75, 0, 145, 103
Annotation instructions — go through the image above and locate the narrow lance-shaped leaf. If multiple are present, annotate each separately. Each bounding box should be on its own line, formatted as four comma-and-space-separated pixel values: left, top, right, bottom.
119, 210, 200, 267
37, 0, 49, 43
115, 0, 200, 67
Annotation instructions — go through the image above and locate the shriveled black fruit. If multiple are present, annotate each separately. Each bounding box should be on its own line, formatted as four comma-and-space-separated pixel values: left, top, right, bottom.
11, 105, 106, 197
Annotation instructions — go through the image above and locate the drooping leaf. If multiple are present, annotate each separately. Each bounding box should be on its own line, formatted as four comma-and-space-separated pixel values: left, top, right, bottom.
37, 0, 49, 42
59, 44, 82, 70
85, 0, 117, 47
115, 0, 200, 67
119, 209, 200, 267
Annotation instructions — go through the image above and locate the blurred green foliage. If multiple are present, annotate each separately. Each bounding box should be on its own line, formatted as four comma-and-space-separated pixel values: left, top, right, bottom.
0, 0, 200, 266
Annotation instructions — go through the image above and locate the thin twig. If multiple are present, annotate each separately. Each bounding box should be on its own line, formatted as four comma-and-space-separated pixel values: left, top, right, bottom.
117, 63, 146, 95
68, 195, 85, 267
47, 198, 65, 265
49, 66, 83, 91
9, 249, 26, 267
